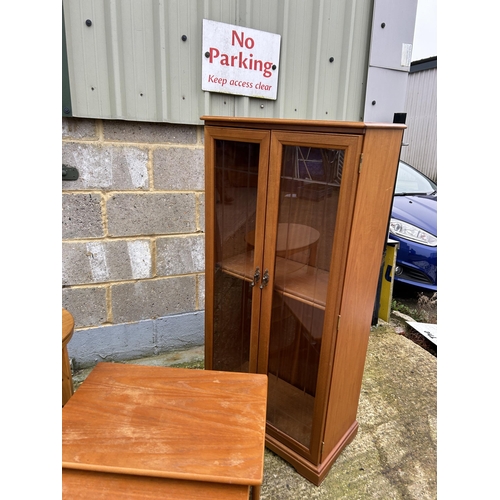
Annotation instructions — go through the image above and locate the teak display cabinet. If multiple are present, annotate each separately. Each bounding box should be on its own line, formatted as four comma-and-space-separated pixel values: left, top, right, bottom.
202, 117, 405, 485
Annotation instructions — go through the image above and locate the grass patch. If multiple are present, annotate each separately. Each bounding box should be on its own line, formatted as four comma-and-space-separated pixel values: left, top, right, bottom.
170, 359, 205, 370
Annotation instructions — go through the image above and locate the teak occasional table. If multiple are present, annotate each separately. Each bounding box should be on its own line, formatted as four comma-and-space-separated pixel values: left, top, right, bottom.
62, 363, 268, 499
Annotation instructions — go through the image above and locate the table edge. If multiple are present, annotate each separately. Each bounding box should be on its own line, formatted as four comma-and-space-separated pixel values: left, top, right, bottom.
62, 462, 263, 486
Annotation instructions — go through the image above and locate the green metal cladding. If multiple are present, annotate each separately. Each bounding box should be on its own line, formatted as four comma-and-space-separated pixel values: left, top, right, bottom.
63, 0, 374, 124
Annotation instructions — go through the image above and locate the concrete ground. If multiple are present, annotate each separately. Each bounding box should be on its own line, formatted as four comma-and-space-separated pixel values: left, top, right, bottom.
71, 321, 436, 499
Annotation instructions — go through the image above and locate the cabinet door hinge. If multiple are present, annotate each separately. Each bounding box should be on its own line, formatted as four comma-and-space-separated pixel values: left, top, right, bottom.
337, 315, 341, 331
321, 441, 325, 456
359, 154, 363, 174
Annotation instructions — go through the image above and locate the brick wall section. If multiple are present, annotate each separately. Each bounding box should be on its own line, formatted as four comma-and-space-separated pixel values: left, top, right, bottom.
62, 118, 205, 334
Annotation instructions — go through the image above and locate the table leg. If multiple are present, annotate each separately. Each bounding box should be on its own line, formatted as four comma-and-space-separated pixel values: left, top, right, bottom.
251, 484, 261, 500
62, 346, 74, 406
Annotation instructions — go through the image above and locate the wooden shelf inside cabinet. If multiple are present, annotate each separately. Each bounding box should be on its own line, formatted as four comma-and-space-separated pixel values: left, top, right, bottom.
204, 117, 405, 486
221, 253, 328, 311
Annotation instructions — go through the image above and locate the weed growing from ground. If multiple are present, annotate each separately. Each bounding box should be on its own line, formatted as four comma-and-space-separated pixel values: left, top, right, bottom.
392, 292, 437, 324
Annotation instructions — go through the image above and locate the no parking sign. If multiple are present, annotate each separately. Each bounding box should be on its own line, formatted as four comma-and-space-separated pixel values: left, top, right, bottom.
202, 19, 281, 100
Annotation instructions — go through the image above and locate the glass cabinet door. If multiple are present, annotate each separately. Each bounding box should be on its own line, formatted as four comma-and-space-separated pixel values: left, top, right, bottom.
260, 132, 361, 454
205, 128, 270, 373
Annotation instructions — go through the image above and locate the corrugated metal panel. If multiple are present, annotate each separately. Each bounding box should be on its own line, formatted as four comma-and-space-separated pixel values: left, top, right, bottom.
63, 0, 374, 124
400, 67, 437, 181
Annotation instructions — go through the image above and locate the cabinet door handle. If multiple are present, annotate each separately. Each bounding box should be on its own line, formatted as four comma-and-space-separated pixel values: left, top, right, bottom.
249, 267, 260, 288
260, 269, 269, 289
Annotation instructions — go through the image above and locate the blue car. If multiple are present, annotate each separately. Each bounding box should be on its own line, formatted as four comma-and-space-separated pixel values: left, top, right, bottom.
389, 161, 437, 291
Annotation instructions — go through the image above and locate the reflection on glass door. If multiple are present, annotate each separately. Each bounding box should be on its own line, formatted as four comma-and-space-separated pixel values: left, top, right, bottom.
266, 145, 344, 448
212, 140, 260, 372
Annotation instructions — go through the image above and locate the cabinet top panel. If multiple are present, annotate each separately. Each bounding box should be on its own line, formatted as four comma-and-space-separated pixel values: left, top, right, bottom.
201, 116, 406, 134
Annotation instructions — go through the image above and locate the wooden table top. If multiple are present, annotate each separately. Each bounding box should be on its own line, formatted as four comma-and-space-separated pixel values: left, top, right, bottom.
62, 363, 268, 486
62, 309, 74, 345
246, 223, 320, 253
62, 469, 251, 500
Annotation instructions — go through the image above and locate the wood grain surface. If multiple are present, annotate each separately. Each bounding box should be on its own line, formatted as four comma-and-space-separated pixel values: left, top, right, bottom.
63, 363, 268, 486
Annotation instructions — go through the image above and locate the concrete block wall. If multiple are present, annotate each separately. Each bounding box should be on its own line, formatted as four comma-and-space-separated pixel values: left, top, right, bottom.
62, 118, 205, 369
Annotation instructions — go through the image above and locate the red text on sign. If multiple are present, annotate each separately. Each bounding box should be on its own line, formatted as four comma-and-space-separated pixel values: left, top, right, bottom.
207, 29, 274, 78
232, 30, 255, 49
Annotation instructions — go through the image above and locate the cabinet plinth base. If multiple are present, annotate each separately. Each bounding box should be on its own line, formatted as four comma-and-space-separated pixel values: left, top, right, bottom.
265, 421, 359, 486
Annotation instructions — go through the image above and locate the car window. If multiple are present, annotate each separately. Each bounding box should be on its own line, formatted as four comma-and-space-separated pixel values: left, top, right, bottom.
395, 162, 436, 195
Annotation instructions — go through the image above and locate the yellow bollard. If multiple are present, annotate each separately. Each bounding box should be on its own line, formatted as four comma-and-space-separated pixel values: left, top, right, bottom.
378, 240, 399, 322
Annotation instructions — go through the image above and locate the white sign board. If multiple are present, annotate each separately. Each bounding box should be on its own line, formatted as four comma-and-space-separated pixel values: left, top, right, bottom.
407, 322, 437, 345
202, 19, 281, 100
